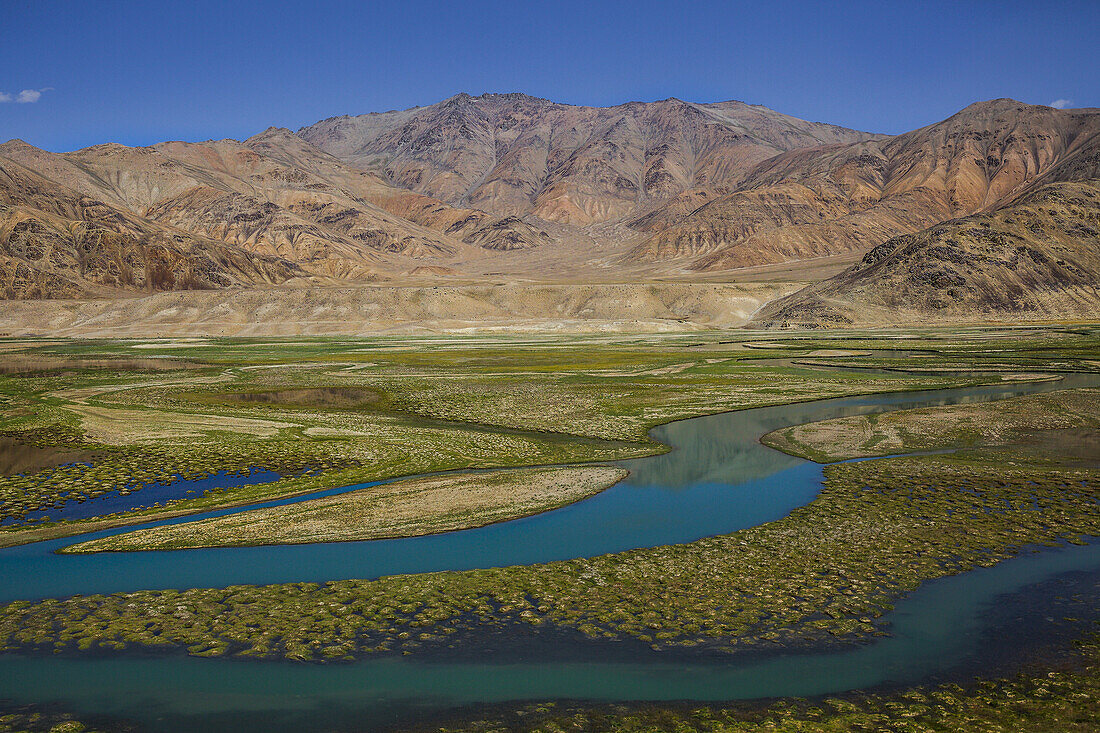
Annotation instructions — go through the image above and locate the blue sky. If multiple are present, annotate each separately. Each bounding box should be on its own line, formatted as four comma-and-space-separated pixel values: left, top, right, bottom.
2, 0, 1097, 152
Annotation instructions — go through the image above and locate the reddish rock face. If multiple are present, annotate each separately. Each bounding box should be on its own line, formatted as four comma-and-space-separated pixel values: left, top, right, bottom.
629, 100, 1100, 272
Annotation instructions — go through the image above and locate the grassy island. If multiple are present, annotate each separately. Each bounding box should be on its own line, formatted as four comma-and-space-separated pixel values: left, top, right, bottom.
62, 466, 628, 552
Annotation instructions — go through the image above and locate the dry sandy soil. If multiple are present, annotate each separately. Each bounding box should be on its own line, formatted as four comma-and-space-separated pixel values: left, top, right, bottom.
0, 281, 799, 337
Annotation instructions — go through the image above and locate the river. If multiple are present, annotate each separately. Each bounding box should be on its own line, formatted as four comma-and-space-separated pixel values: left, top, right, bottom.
0, 372, 1097, 731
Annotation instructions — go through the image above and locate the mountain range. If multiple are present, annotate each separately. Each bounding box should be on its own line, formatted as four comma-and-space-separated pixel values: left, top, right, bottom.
1, 93, 1098, 329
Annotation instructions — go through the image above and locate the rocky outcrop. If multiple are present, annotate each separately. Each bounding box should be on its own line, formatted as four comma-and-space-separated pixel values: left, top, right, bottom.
631, 100, 1100, 271
458, 216, 552, 250
752, 179, 1100, 327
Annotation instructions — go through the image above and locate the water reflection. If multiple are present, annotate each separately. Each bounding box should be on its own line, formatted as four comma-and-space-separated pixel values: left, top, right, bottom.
1, 374, 1093, 601
0, 438, 94, 477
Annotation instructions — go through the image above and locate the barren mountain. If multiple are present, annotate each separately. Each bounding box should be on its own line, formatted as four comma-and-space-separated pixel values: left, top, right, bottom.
208, 127, 556, 251
0, 130, 562, 287
298, 93, 878, 226
0, 156, 301, 298
3, 94, 1098, 329
631, 100, 1100, 270
752, 179, 1100, 327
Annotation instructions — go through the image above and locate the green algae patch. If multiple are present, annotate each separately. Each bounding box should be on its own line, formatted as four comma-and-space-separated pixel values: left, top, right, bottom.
62, 466, 629, 552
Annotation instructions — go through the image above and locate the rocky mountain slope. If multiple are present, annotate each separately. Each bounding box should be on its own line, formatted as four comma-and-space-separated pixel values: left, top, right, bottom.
0, 126, 570, 294
752, 179, 1100, 327
0, 156, 301, 298
299, 93, 878, 226
2, 94, 1098, 325
630, 99, 1100, 270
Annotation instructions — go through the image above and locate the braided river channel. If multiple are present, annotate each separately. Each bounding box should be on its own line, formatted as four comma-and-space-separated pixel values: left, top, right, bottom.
1, 373, 1098, 731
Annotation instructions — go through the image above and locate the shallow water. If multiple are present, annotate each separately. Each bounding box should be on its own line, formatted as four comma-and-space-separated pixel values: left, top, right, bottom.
0, 373, 1098, 729
2, 542, 1098, 732
3, 469, 282, 526
0, 438, 94, 478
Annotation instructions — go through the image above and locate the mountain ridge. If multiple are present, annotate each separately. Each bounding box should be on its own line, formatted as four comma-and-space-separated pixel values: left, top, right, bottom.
629, 99, 1100, 271
2, 95, 1097, 331
752, 178, 1100, 327
298, 93, 880, 225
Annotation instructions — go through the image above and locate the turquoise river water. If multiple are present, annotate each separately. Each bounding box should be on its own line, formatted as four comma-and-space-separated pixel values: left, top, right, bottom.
0, 372, 1098, 731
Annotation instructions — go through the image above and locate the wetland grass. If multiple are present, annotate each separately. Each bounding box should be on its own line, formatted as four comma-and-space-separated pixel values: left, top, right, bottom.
0, 329, 1099, 731
3, 450, 1096, 662
62, 466, 630, 552
0, 333, 989, 546
0, 330, 1097, 663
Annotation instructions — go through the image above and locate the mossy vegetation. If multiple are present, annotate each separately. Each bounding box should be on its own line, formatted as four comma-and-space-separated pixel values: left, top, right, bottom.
0, 327, 1098, 730
3, 448, 1096, 661
0, 332, 994, 547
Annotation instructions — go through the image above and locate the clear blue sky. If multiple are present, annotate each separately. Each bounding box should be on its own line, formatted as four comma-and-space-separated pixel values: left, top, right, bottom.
2, 0, 1097, 152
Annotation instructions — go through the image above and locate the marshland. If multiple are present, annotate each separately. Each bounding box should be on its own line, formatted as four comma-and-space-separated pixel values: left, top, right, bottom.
0, 327, 1098, 732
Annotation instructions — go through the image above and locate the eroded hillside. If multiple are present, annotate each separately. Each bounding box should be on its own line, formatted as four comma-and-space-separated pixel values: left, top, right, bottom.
753, 179, 1100, 327
299, 93, 878, 225
0, 156, 301, 298
1, 95, 1097, 329
631, 100, 1100, 271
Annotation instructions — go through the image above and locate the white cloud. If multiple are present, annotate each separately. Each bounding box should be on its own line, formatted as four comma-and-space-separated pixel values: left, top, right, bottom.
17, 87, 53, 103
1049, 98, 1073, 109
0, 88, 52, 104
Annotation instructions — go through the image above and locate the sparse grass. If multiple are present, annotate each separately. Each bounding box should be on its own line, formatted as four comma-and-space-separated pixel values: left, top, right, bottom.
763, 388, 1100, 462
61, 466, 629, 552
0, 332, 996, 547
